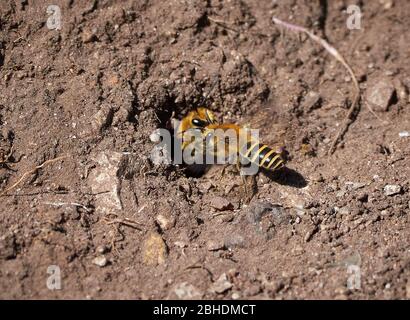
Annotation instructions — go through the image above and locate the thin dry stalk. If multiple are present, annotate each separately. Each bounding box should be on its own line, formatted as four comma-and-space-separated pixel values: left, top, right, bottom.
0, 155, 67, 196
272, 17, 371, 154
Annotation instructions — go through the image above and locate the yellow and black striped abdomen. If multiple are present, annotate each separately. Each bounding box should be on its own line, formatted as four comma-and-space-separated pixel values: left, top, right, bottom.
240, 141, 285, 171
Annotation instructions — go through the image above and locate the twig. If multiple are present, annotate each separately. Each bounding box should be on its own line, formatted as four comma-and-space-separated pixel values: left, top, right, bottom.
0, 155, 67, 196
102, 213, 144, 255
102, 213, 144, 230
185, 264, 215, 282
271, 17, 368, 154
43, 201, 92, 212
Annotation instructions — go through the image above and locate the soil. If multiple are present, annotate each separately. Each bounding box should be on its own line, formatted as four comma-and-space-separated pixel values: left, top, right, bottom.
1, 0, 409, 300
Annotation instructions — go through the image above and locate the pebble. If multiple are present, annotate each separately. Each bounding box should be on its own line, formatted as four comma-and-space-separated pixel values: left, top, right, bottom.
231, 292, 241, 300
224, 234, 245, 249
149, 129, 162, 143
142, 232, 168, 266
365, 78, 396, 112
399, 131, 410, 138
206, 240, 224, 251
90, 105, 114, 134
81, 28, 98, 43
155, 214, 176, 231
345, 181, 366, 191
379, 0, 394, 10
304, 226, 318, 242
301, 91, 321, 111
209, 273, 233, 294
96, 245, 109, 254
209, 196, 233, 211
174, 282, 202, 300
243, 284, 262, 297
394, 79, 409, 102
92, 255, 108, 267
383, 184, 402, 196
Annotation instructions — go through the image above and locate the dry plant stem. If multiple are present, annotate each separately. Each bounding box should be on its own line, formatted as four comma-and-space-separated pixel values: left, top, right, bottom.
44, 201, 92, 212
0, 155, 67, 196
272, 17, 364, 154
103, 213, 143, 230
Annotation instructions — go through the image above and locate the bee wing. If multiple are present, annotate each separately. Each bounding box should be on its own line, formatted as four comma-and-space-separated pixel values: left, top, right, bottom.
244, 108, 287, 146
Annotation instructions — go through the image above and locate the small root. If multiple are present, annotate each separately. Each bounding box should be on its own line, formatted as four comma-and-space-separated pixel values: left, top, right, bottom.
102, 213, 144, 230
102, 213, 144, 255
43, 201, 92, 213
0, 155, 67, 197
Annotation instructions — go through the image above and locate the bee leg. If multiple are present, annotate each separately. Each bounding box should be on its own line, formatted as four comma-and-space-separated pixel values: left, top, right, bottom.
237, 162, 255, 204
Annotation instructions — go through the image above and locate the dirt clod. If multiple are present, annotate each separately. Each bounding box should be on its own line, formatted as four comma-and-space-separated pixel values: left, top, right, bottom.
366, 77, 396, 111
209, 273, 233, 294
209, 196, 233, 211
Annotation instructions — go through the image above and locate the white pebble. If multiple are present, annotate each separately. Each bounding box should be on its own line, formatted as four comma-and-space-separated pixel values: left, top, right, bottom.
399, 131, 410, 137
92, 255, 108, 267
384, 184, 401, 196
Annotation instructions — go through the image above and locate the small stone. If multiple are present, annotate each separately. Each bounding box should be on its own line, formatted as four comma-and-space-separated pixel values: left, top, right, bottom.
91, 105, 114, 134
206, 240, 224, 251
155, 214, 175, 231
336, 191, 346, 198
244, 284, 261, 297
92, 255, 108, 267
174, 241, 187, 248
96, 245, 109, 254
345, 181, 366, 191
365, 78, 396, 112
394, 79, 409, 102
82, 28, 98, 43
209, 196, 233, 211
142, 232, 167, 266
301, 91, 321, 112
224, 234, 245, 249
304, 226, 318, 242
173, 282, 203, 300
149, 129, 162, 143
399, 131, 410, 138
338, 207, 350, 215
209, 273, 233, 294
231, 292, 241, 300
379, 0, 394, 10
334, 286, 349, 295
383, 184, 401, 196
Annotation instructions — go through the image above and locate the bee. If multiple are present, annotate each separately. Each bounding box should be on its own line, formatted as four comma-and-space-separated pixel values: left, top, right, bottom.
177, 108, 286, 174
176, 107, 218, 149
